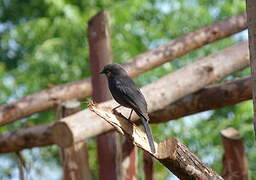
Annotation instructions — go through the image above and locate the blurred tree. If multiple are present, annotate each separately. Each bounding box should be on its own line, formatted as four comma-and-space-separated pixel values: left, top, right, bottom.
0, 0, 253, 179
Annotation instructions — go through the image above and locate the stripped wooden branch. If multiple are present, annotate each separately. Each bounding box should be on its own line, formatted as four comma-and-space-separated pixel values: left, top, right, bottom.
89, 102, 223, 180
0, 77, 251, 153
221, 128, 248, 180
0, 13, 247, 125
150, 76, 252, 123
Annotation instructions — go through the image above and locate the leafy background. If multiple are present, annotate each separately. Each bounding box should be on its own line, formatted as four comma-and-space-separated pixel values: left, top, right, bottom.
0, 0, 253, 179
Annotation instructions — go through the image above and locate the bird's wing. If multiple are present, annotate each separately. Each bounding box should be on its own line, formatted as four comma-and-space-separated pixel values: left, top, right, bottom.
114, 76, 147, 114
113, 77, 154, 152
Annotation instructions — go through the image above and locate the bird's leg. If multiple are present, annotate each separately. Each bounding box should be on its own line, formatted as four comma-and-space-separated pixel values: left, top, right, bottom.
112, 105, 123, 117
128, 109, 133, 122
113, 105, 121, 111
113, 106, 133, 123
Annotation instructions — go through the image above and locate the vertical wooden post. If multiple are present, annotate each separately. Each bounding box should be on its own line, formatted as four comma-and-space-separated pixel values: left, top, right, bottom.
143, 151, 154, 180
17, 152, 25, 180
122, 138, 137, 180
88, 11, 121, 180
246, 0, 256, 136
220, 128, 248, 180
58, 100, 92, 180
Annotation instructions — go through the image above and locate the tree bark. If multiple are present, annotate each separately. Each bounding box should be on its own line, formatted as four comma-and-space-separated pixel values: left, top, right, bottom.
57, 100, 91, 180
0, 77, 251, 153
89, 102, 223, 180
246, 0, 256, 135
221, 128, 248, 180
51, 42, 249, 148
0, 13, 247, 126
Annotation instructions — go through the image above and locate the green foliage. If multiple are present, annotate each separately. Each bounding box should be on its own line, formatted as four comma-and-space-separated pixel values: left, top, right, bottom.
0, 0, 253, 179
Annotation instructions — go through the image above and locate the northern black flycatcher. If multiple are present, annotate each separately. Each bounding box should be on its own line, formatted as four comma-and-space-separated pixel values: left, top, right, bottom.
100, 64, 156, 153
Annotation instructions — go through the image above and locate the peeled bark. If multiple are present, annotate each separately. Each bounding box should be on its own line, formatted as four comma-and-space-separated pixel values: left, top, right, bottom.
0, 13, 247, 126
89, 102, 223, 180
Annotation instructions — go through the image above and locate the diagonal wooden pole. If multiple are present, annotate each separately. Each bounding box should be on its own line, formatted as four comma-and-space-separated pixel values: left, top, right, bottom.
89, 102, 223, 180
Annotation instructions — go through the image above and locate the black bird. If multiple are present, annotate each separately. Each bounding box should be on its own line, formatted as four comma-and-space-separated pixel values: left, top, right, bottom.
100, 64, 156, 153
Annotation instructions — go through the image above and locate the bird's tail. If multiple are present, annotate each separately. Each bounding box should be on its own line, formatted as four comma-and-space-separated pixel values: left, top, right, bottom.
139, 114, 156, 153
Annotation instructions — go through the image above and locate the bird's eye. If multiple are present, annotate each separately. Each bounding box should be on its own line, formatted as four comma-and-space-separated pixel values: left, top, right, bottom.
106, 71, 111, 76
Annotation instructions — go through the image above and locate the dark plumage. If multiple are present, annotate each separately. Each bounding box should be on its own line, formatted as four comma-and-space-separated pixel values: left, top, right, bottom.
100, 64, 156, 153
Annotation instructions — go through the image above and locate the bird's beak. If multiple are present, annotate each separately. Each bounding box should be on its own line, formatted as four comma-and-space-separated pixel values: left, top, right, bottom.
100, 69, 104, 74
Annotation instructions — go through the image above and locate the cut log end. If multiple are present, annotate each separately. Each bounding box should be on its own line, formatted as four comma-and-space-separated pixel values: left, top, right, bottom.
51, 122, 74, 147
220, 127, 241, 140
221, 127, 248, 179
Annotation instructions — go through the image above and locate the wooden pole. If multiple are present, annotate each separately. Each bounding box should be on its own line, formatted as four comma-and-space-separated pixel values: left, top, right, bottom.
220, 128, 248, 180
0, 123, 53, 153
150, 76, 252, 123
143, 152, 154, 180
246, 0, 256, 136
122, 138, 137, 180
88, 11, 121, 180
57, 100, 91, 180
89, 102, 223, 180
0, 13, 247, 126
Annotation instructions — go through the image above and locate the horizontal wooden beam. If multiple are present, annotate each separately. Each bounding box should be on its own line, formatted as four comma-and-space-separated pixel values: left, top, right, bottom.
150, 76, 252, 123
